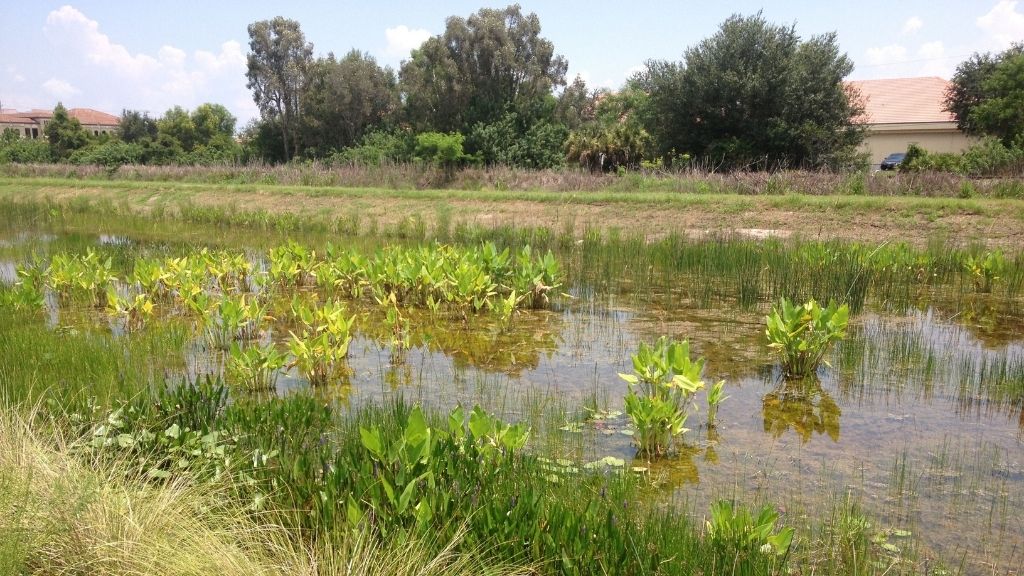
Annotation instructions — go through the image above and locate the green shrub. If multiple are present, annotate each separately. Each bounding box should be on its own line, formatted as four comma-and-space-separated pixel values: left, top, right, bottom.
901, 138, 1024, 177
0, 137, 53, 163
69, 141, 145, 166
330, 130, 415, 165
414, 132, 472, 170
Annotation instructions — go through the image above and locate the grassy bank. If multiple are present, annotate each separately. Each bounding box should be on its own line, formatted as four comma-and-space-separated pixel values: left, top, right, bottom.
2, 175, 1024, 249
3, 162, 1024, 199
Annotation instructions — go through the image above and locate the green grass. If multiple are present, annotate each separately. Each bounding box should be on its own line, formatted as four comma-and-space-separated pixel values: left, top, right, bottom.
2, 175, 1023, 218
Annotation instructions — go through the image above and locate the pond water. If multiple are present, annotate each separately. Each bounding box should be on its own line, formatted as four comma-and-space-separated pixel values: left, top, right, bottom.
1, 227, 1021, 575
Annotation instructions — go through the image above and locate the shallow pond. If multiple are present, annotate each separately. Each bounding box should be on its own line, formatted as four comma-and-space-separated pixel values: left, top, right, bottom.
1, 226, 1021, 575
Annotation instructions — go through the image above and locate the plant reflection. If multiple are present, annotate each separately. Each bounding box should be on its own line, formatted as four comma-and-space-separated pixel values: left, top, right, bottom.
762, 375, 841, 443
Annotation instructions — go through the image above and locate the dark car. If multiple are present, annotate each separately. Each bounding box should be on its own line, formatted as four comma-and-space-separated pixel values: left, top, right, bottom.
880, 152, 906, 170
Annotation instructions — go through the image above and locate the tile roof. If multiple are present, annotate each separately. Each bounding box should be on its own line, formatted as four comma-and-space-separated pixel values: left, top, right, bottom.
0, 108, 120, 127
847, 77, 955, 125
0, 114, 36, 124
68, 108, 120, 126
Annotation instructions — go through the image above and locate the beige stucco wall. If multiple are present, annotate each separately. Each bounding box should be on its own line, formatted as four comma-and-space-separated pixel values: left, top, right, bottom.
860, 122, 978, 166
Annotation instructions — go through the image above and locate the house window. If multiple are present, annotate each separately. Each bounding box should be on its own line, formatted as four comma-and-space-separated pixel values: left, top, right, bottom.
32, 128, 39, 139
24, 128, 30, 137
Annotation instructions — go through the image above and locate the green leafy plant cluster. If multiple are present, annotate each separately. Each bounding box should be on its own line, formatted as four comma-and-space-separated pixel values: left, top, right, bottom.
227, 342, 288, 390
765, 298, 849, 379
45, 248, 115, 306
705, 500, 795, 576
287, 299, 355, 385
964, 250, 1008, 293
619, 337, 720, 457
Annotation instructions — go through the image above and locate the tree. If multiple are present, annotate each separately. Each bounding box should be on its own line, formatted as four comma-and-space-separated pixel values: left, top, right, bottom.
565, 86, 651, 172
45, 103, 90, 160
970, 53, 1024, 146
301, 50, 398, 155
117, 110, 158, 143
554, 75, 596, 131
246, 17, 313, 161
156, 106, 197, 151
945, 44, 1023, 137
399, 4, 568, 133
191, 103, 237, 145
638, 13, 863, 170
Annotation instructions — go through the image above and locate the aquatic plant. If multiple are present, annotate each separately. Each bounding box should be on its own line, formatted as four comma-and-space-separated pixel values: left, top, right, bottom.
105, 288, 155, 332
619, 337, 716, 457
226, 342, 287, 391
200, 294, 267, 350
287, 299, 355, 385
964, 249, 1007, 293
706, 379, 729, 428
765, 298, 849, 379
45, 249, 115, 306
705, 499, 795, 575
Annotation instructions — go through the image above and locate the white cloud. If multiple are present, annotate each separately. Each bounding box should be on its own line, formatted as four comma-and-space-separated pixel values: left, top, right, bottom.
39, 5, 251, 124
195, 41, 246, 73
977, 1, 1024, 49
902, 16, 923, 35
917, 41, 944, 59
384, 25, 431, 58
865, 44, 908, 65
42, 77, 81, 98
158, 45, 187, 68
917, 42, 953, 77
45, 5, 159, 79
14, 75, 25, 83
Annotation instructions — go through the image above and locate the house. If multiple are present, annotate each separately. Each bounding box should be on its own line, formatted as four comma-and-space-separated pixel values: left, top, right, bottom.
0, 107, 120, 139
847, 77, 977, 167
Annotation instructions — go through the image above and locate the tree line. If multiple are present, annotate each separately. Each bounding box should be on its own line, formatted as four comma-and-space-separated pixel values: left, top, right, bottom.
242, 7, 866, 171
0, 102, 242, 166
3, 5, 1023, 173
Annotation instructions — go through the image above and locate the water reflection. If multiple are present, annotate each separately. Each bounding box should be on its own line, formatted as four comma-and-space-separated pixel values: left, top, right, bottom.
762, 375, 841, 444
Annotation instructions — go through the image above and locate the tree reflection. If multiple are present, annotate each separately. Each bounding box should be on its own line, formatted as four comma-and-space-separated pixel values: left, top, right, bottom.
762, 375, 841, 443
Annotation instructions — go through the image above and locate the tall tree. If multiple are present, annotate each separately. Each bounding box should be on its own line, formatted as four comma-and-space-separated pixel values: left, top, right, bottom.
554, 75, 596, 131
246, 17, 313, 161
117, 110, 158, 143
191, 103, 237, 146
45, 103, 90, 160
156, 106, 197, 151
301, 50, 398, 155
639, 13, 863, 170
399, 4, 568, 133
945, 44, 1024, 144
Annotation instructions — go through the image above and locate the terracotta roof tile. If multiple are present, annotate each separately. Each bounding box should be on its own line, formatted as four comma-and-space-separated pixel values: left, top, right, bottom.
847, 77, 955, 124
0, 108, 120, 127
68, 108, 120, 126
0, 114, 37, 124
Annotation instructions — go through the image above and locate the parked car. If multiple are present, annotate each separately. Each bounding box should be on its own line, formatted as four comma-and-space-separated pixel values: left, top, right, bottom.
880, 152, 906, 170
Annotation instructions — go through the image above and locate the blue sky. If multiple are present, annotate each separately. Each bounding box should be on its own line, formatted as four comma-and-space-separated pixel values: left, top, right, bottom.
2, 1, 1022, 126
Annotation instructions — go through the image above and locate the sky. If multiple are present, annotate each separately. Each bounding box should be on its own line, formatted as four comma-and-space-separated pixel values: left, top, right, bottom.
2, 1, 1022, 127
